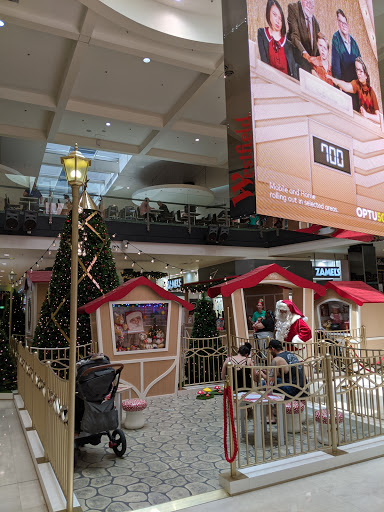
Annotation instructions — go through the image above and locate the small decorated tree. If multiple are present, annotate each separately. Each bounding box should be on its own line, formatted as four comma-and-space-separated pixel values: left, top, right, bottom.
148, 317, 158, 339
185, 293, 224, 385
191, 293, 218, 338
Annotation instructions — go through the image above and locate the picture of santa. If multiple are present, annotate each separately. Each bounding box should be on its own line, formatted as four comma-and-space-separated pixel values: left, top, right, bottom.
274, 299, 311, 346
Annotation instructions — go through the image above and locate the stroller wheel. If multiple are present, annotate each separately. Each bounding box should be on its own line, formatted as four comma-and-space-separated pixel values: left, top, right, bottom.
110, 429, 126, 457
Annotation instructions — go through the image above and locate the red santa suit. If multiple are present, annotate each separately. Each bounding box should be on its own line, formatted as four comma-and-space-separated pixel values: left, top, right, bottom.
275, 300, 312, 347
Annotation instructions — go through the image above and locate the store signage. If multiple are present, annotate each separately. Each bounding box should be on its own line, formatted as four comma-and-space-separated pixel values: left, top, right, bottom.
314, 267, 341, 278
313, 137, 350, 174
167, 277, 183, 291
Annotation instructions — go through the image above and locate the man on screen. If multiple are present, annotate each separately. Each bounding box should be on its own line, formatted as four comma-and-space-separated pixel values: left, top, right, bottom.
331, 9, 361, 112
287, 0, 320, 72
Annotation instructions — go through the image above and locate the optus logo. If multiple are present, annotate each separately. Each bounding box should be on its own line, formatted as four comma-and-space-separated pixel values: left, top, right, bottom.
356, 207, 384, 223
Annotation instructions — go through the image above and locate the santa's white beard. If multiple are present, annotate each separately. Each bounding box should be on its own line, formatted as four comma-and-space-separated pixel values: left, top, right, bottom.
275, 312, 293, 342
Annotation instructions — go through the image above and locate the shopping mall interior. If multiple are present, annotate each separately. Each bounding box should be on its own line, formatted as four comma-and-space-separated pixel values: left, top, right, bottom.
1, 1, 384, 511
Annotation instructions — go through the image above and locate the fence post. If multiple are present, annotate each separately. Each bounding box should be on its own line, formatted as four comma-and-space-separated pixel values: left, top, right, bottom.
325, 353, 338, 454
226, 362, 237, 477
179, 336, 184, 390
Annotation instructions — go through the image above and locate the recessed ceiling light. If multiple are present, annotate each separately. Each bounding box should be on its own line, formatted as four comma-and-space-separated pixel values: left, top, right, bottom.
4, 254, 9, 257
0, 20, 5, 28
143, 57, 151, 63
126, 186, 130, 189
195, 138, 200, 142
105, 122, 111, 126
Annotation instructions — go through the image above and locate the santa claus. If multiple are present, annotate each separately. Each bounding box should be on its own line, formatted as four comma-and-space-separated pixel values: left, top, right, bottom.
274, 300, 312, 346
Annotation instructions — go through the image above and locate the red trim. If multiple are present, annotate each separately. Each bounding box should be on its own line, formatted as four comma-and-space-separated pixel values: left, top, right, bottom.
322, 281, 384, 306
78, 276, 194, 314
207, 263, 326, 298
330, 230, 374, 242
26, 270, 52, 283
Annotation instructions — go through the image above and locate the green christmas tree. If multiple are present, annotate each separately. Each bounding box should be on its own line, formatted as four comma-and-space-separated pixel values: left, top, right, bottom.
148, 317, 158, 339
191, 293, 218, 338
33, 201, 119, 351
0, 290, 25, 340
185, 294, 221, 385
0, 334, 17, 392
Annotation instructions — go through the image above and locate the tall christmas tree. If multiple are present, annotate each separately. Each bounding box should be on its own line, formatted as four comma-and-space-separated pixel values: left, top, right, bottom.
191, 293, 218, 338
33, 194, 119, 350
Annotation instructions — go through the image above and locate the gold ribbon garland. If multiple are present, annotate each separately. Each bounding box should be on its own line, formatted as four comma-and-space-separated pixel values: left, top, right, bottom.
48, 210, 108, 344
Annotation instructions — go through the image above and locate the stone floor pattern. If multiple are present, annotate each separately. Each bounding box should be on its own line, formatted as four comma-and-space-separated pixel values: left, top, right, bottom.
74, 392, 227, 512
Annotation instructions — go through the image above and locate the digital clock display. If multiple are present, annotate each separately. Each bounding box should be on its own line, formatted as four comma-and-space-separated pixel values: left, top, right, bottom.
313, 136, 351, 174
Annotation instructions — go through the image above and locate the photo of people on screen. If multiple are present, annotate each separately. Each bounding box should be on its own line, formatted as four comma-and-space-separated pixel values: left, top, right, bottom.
327, 57, 381, 124
287, 0, 320, 72
331, 9, 361, 112
257, 0, 298, 79
254, 1, 381, 124
310, 33, 333, 86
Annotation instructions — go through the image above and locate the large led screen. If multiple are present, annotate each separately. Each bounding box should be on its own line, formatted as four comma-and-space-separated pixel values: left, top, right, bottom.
247, 0, 384, 235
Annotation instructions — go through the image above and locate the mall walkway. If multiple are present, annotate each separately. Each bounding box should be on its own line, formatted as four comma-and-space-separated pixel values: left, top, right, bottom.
2, 396, 383, 512
0, 400, 47, 512
178, 456, 384, 512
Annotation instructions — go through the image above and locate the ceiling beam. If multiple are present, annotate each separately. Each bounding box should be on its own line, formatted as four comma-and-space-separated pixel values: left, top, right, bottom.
0, 87, 56, 111
0, 124, 46, 141
66, 99, 163, 128
46, 9, 98, 142
139, 57, 224, 156
146, 148, 219, 167
53, 133, 140, 154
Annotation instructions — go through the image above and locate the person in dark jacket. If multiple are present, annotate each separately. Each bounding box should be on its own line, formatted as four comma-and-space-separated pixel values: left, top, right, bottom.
287, 0, 320, 73
258, 0, 298, 79
331, 8, 361, 111
253, 310, 275, 356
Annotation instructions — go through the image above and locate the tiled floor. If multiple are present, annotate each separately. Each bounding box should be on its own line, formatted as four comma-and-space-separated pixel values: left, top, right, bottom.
0, 399, 47, 512
74, 392, 226, 511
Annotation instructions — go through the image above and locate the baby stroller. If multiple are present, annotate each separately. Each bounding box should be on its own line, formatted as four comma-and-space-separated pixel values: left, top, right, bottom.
74, 354, 126, 465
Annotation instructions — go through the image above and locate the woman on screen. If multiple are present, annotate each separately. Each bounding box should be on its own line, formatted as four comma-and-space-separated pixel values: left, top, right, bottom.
257, 0, 298, 79
328, 57, 381, 124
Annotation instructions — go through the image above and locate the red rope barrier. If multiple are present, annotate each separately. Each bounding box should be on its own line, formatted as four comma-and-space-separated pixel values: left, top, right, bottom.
223, 384, 238, 463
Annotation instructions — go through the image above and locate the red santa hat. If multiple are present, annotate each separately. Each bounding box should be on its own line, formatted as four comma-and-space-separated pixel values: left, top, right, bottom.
276, 300, 306, 319
257, 298, 264, 307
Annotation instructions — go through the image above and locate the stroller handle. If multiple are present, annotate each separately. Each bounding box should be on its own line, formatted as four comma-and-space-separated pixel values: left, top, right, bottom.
79, 363, 124, 378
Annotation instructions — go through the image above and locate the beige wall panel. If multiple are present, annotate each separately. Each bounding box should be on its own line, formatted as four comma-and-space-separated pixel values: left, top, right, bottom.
291, 289, 303, 315
361, 304, 384, 339
257, 138, 311, 181
232, 289, 247, 339
90, 312, 98, 349
144, 360, 176, 396
365, 338, 384, 350
223, 297, 234, 339
120, 362, 141, 399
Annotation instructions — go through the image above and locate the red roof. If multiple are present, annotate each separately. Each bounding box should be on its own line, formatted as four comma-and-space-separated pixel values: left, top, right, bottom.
207, 263, 326, 298
78, 276, 194, 314
26, 270, 52, 283
322, 281, 384, 306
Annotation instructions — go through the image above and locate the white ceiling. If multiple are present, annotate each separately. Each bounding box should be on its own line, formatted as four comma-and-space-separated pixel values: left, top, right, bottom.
0, 0, 383, 284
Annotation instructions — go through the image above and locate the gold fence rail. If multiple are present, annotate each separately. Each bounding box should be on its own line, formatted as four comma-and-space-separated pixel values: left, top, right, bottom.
28, 341, 96, 379
180, 335, 228, 388
225, 342, 384, 471
10, 337, 72, 506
